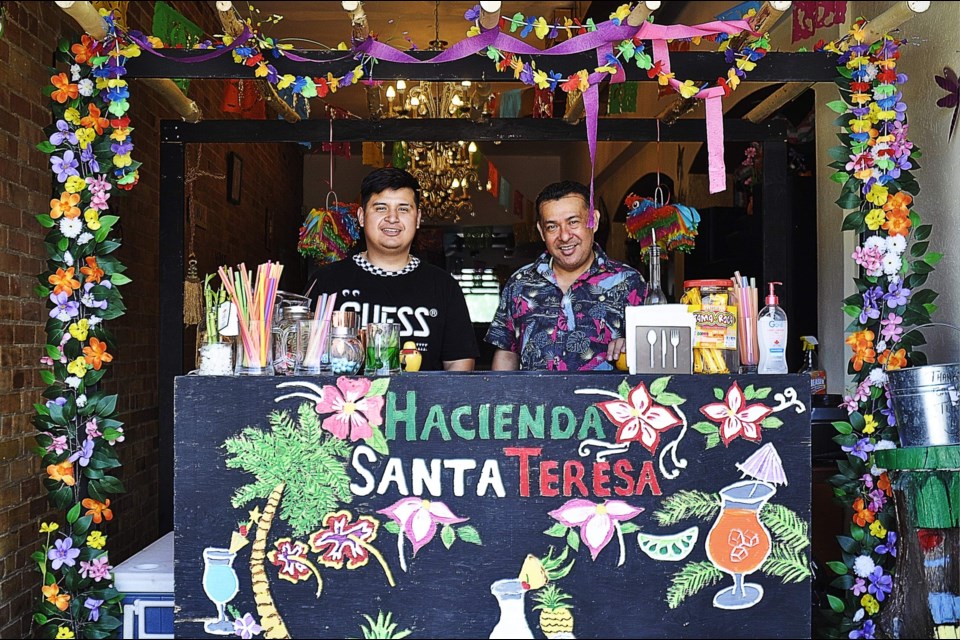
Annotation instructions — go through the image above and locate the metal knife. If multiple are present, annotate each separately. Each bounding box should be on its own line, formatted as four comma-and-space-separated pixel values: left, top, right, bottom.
661, 329, 667, 368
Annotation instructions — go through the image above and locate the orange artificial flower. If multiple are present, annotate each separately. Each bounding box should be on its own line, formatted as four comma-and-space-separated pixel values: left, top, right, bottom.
852, 497, 876, 527
878, 472, 893, 497
80, 104, 110, 136
845, 330, 877, 372
51, 74, 79, 104
82, 498, 113, 524
42, 583, 71, 611
80, 257, 104, 284
71, 35, 97, 64
83, 337, 113, 370
50, 192, 82, 220
48, 267, 81, 296
47, 461, 76, 487
883, 191, 913, 219
882, 213, 912, 237
879, 348, 907, 371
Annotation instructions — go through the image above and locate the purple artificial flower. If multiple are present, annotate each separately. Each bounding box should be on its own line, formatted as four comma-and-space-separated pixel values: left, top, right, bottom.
519, 64, 535, 85
48, 537, 80, 569
80, 145, 100, 173
464, 5, 480, 22
880, 313, 904, 342
859, 290, 882, 324
868, 488, 886, 512
880, 396, 897, 426
49, 120, 78, 146
860, 473, 875, 490
852, 577, 868, 596
876, 531, 897, 557
867, 566, 893, 602
850, 620, 876, 640
68, 437, 95, 467
110, 140, 133, 156
50, 150, 80, 183
50, 291, 80, 322
45, 397, 67, 411
233, 613, 262, 640
80, 282, 109, 311
84, 597, 104, 622
843, 437, 875, 462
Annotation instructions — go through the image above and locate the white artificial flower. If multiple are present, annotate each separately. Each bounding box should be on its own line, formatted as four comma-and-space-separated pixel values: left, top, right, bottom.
76, 394, 88, 408
59, 217, 83, 239
87, 315, 102, 327
886, 235, 906, 255
70, 64, 82, 81
863, 63, 878, 82
65, 376, 81, 389
882, 253, 902, 276
871, 439, 897, 475
853, 608, 865, 623
853, 554, 876, 578
62, 250, 74, 267
77, 232, 94, 244
863, 236, 886, 252
106, 426, 125, 444
868, 368, 889, 387
78, 78, 95, 97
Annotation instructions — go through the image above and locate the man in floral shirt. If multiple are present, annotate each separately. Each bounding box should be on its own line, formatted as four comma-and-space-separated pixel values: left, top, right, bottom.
486, 181, 646, 371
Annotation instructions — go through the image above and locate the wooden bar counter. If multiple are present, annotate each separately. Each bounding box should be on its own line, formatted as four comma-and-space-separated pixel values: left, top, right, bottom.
174, 372, 812, 638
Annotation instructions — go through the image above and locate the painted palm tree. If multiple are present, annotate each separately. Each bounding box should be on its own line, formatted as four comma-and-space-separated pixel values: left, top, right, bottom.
224, 396, 354, 638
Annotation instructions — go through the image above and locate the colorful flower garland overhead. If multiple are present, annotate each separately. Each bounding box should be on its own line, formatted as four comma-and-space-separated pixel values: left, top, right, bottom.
822, 20, 936, 640
34, 12, 138, 640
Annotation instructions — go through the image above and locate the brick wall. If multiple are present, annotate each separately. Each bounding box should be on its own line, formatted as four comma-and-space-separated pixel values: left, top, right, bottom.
0, 2, 304, 636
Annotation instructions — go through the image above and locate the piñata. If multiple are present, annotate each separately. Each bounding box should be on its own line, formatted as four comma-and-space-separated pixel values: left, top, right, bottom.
297, 201, 361, 264
624, 192, 701, 258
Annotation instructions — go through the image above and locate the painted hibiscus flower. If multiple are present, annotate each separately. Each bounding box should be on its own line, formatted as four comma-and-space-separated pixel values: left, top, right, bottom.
699, 382, 773, 446
267, 538, 313, 585
549, 498, 643, 565
596, 381, 682, 453
315, 376, 384, 442
309, 511, 379, 570
379, 498, 467, 572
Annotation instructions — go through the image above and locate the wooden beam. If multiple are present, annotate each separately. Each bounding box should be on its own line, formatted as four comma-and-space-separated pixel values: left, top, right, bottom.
161, 117, 787, 144
217, 4, 301, 123
564, 2, 653, 124
744, 82, 812, 123
55, 0, 201, 122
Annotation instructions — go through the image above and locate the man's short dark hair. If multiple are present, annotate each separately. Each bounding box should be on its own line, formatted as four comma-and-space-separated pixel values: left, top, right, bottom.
360, 167, 421, 209
535, 181, 590, 222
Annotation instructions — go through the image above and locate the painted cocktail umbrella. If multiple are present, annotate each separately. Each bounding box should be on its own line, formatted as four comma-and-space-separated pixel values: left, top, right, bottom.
736, 442, 788, 487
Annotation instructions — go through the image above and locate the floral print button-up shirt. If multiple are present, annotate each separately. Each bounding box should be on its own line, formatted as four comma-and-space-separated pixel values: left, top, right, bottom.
485, 245, 645, 370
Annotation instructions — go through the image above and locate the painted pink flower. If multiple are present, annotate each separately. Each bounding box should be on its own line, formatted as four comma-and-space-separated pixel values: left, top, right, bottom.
596, 381, 682, 453
315, 376, 384, 442
379, 498, 467, 557
267, 538, 312, 584
549, 498, 643, 563
309, 511, 379, 570
700, 382, 773, 446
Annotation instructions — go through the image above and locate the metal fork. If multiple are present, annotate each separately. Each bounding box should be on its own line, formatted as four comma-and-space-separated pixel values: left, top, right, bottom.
670, 329, 680, 368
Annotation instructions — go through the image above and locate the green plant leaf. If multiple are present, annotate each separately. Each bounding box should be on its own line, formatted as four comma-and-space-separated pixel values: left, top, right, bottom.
923, 303, 938, 316
384, 520, 400, 534
98, 475, 126, 494
618, 379, 631, 400
827, 145, 849, 163
829, 171, 848, 184
365, 425, 389, 456
67, 502, 81, 524
909, 241, 929, 258
713, 388, 724, 401
110, 272, 132, 286
924, 252, 943, 266
366, 377, 390, 397
73, 514, 93, 536
441, 523, 455, 549
761, 416, 783, 429
37, 140, 57, 154
826, 100, 848, 114
827, 560, 848, 575
618, 522, 640, 535
833, 421, 853, 435
97, 394, 118, 416
705, 433, 720, 449
914, 224, 932, 241
566, 528, 580, 551
690, 421, 718, 435
544, 522, 567, 538
654, 392, 685, 406
827, 594, 846, 613
835, 192, 862, 210
457, 525, 482, 545
36, 213, 56, 228
45, 344, 62, 360
650, 376, 671, 396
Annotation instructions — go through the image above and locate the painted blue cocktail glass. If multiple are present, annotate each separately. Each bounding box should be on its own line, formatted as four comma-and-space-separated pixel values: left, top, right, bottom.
202, 547, 239, 634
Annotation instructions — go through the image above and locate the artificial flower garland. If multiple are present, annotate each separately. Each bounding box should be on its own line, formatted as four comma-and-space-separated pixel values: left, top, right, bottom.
34, 12, 138, 639
822, 19, 938, 639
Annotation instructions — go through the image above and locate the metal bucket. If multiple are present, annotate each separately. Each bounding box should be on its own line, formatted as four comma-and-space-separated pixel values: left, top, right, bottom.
883, 324, 960, 447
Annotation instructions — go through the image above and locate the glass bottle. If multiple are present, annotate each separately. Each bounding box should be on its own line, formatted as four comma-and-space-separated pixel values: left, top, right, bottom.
272, 304, 310, 376
328, 310, 364, 375
644, 241, 668, 305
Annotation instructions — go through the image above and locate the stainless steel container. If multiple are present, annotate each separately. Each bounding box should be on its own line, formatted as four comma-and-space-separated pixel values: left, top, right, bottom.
886, 363, 960, 447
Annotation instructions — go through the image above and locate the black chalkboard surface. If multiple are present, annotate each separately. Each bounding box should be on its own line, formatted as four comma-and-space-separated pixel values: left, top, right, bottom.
175, 373, 811, 639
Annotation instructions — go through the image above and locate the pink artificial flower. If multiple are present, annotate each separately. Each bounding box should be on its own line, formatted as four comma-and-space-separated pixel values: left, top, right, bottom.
315, 376, 384, 442
596, 381, 682, 453
699, 381, 773, 446
79, 556, 112, 582
46, 435, 68, 454
549, 498, 643, 562
378, 497, 466, 556
85, 418, 102, 438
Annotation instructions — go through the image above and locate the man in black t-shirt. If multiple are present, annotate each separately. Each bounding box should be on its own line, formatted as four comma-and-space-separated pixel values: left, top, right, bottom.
306, 168, 478, 371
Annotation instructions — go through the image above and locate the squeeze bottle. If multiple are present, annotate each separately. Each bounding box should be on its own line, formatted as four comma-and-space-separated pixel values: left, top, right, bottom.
757, 282, 788, 374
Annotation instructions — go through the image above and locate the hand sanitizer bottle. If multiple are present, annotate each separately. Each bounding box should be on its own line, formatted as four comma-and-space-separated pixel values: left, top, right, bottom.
757, 282, 788, 374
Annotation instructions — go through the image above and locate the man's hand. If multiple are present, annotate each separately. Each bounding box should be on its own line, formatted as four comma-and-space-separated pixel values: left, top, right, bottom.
606, 338, 626, 362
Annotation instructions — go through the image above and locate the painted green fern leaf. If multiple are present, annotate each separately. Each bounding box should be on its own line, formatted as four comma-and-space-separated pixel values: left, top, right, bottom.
762, 545, 812, 583
654, 490, 719, 527
760, 504, 810, 550
665, 561, 723, 609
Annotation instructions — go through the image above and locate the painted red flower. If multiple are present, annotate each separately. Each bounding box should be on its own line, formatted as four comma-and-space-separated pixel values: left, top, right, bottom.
309, 510, 379, 570
267, 538, 312, 584
699, 382, 773, 446
596, 381, 682, 453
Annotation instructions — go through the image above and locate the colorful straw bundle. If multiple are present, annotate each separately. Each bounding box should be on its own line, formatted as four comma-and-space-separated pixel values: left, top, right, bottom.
623, 193, 701, 259
297, 202, 361, 264
218, 262, 284, 370
301, 292, 337, 371
732, 271, 759, 368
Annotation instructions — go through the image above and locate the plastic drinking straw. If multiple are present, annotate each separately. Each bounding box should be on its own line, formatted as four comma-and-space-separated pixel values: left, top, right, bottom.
304, 293, 328, 367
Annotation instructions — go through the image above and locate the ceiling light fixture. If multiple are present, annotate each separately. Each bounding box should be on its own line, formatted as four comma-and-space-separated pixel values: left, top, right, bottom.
770, 1, 793, 10
907, 1, 931, 12
644, 1, 662, 10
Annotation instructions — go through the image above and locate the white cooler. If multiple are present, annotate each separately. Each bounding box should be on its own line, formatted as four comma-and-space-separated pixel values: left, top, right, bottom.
113, 531, 174, 639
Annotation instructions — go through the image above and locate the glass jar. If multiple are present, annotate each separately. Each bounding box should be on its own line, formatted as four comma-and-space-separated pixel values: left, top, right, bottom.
272, 304, 311, 376
681, 279, 738, 374
328, 310, 364, 375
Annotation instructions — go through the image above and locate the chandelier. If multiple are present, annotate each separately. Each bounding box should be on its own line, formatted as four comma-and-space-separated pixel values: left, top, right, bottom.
384, 81, 481, 223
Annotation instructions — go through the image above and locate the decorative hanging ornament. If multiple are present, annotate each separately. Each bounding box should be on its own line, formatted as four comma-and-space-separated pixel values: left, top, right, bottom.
624, 188, 701, 259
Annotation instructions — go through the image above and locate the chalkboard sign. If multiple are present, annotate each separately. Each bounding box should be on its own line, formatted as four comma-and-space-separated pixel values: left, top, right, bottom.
174, 373, 811, 639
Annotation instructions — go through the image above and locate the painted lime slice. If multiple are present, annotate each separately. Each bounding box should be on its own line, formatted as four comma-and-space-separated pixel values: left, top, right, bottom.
637, 526, 699, 561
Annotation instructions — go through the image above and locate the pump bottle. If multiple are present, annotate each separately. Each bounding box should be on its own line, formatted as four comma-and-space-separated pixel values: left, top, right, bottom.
757, 282, 788, 374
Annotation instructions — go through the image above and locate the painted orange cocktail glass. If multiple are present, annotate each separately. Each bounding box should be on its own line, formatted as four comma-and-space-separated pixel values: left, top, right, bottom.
705, 480, 775, 610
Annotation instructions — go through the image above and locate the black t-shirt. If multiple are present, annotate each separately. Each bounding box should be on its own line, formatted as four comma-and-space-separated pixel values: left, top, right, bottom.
308, 254, 479, 370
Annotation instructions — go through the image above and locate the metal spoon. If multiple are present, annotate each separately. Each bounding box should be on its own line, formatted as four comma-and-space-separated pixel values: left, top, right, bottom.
647, 329, 657, 369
